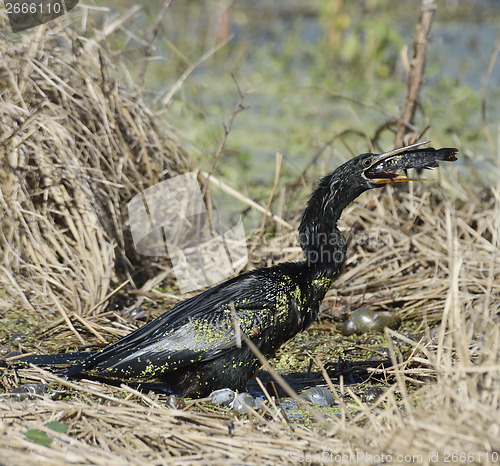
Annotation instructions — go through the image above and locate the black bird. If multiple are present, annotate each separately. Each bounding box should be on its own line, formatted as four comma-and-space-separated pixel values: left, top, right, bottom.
16, 142, 457, 396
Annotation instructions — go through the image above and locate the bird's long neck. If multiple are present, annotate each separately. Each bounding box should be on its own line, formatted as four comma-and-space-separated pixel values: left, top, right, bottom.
298, 171, 367, 277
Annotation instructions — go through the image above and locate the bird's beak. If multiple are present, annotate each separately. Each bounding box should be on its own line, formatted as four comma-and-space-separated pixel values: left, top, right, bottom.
365, 140, 431, 184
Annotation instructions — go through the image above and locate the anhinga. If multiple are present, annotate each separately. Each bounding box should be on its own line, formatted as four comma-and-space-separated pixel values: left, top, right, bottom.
15, 142, 457, 397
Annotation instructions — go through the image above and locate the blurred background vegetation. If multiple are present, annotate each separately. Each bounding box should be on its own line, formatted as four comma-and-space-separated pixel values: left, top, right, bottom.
84, 0, 499, 205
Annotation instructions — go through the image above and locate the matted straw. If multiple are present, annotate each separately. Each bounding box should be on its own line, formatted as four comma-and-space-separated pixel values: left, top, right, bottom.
0, 17, 190, 332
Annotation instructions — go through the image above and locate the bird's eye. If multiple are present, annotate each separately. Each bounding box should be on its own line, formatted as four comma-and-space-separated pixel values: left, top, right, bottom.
362, 158, 371, 168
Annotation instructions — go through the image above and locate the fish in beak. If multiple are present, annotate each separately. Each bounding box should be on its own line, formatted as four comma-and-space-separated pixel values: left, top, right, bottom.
363, 141, 458, 185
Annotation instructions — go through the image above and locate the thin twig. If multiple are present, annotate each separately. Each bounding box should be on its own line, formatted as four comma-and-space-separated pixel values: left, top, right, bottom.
200, 74, 250, 199
198, 171, 293, 230
159, 35, 233, 107
240, 331, 331, 428
394, 0, 436, 147
138, 0, 174, 87
48, 288, 86, 345
69, 313, 108, 344
87, 278, 131, 315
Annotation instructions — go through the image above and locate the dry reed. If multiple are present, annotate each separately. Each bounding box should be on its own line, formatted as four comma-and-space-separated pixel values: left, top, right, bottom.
0, 15, 190, 339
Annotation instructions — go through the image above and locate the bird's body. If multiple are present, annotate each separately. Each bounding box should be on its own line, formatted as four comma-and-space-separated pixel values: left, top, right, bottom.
65, 243, 341, 396
82, 263, 335, 395
15, 143, 457, 396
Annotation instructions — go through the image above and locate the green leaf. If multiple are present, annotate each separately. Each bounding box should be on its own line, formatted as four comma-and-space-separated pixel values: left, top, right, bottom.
45, 421, 68, 433
25, 429, 52, 446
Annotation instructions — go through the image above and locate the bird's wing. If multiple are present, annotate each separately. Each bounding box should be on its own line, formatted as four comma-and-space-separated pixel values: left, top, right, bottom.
66, 272, 279, 378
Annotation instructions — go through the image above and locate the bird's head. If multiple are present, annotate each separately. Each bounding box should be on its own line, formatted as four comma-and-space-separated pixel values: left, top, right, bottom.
337, 140, 458, 192
314, 141, 458, 209
299, 141, 458, 263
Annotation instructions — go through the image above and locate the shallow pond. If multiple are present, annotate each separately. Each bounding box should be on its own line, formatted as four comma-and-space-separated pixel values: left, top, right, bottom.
91, 1, 500, 193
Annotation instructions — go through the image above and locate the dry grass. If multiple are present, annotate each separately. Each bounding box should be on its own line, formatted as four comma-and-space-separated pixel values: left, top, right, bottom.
1, 16, 500, 466
0, 16, 190, 335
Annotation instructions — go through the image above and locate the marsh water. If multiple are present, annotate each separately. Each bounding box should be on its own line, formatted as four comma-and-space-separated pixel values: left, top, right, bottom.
111, 0, 500, 189
88, 0, 500, 223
